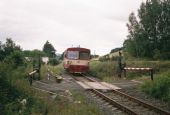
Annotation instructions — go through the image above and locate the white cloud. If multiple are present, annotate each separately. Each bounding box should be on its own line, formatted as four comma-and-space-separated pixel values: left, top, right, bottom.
0, 0, 144, 55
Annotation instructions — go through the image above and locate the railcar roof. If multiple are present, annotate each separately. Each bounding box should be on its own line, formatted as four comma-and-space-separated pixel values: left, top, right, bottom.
66, 47, 90, 52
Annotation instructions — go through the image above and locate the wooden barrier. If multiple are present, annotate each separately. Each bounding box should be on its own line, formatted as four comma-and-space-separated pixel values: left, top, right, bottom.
28, 69, 38, 86
28, 70, 37, 76
123, 67, 153, 80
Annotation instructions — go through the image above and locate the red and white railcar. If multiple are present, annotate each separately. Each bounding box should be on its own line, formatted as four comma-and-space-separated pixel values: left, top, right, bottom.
63, 47, 90, 73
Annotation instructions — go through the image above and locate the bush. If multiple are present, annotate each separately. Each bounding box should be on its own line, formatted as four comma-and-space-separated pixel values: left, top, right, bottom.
48, 58, 59, 65
0, 62, 47, 115
4, 51, 24, 68
142, 71, 170, 103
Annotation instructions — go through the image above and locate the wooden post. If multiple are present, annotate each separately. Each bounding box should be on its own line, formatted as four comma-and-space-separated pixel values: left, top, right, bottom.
150, 69, 153, 81
38, 55, 41, 80
124, 69, 126, 78
29, 75, 33, 86
117, 51, 122, 78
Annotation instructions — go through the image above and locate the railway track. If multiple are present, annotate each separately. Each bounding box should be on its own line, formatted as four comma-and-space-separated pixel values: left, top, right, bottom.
72, 74, 170, 115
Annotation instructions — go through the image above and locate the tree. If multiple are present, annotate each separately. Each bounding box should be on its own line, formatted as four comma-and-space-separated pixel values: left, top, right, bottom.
3, 38, 21, 55
0, 41, 5, 61
4, 51, 24, 68
0, 38, 22, 61
42, 41, 56, 57
124, 0, 170, 59
23, 50, 47, 57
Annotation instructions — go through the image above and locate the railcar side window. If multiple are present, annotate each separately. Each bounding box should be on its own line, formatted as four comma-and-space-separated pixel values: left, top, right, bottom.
67, 51, 79, 59
79, 52, 90, 60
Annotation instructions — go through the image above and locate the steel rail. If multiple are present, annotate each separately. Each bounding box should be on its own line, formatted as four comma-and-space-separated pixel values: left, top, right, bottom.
91, 88, 138, 115
83, 74, 170, 115
73, 76, 138, 115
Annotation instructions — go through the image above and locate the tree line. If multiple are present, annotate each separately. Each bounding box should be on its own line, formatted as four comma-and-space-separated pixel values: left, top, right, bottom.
124, 0, 170, 60
0, 38, 59, 67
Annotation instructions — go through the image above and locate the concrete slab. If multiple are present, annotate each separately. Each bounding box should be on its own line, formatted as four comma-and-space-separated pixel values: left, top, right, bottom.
76, 81, 121, 90
76, 81, 91, 89
101, 82, 121, 90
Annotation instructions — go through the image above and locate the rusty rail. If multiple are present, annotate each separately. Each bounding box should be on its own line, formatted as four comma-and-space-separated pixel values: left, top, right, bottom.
91, 89, 138, 115
112, 89, 170, 115
83, 74, 170, 115
73, 76, 138, 115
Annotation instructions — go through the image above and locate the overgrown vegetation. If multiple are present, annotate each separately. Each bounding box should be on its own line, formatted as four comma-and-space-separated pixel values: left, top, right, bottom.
142, 71, 170, 104
0, 38, 49, 114
90, 59, 170, 105
90, 60, 170, 81
0, 38, 102, 115
49, 91, 102, 115
0, 62, 49, 115
89, 61, 118, 82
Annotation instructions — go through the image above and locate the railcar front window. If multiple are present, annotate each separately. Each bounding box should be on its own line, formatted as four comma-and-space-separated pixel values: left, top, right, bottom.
67, 51, 79, 59
79, 52, 90, 60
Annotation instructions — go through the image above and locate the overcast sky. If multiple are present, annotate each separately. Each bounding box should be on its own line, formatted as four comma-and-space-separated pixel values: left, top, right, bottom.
0, 0, 144, 55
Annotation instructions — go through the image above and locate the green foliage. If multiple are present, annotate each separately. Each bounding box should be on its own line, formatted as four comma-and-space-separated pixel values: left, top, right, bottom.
23, 49, 47, 57
89, 61, 117, 80
153, 49, 161, 60
50, 91, 102, 115
4, 51, 24, 68
0, 62, 49, 115
142, 71, 170, 103
3, 38, 22, 55
46, 64, 64, 75
48, 58, 59, 66
124, 0, 170, 59
0, 38, 22, 61
90, 60, 170, 81
0, 63, 26, 114
42, 41, 56, 57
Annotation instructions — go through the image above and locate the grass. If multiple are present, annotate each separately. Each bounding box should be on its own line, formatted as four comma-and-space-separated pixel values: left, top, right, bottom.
48, 91, 102, 115
89, 61, 117, 82
0, 62, 103, 115
47, 63, 64, 75
0, 62, 49, 115
2, 59, 170, 114
90, 60, 170, 105
141, 71, 170, 104
89, 60, 170, 81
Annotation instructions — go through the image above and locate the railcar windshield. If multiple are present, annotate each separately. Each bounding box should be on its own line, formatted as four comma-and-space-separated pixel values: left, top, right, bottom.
67, 51, 79, 59
79, 52, 90, 60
